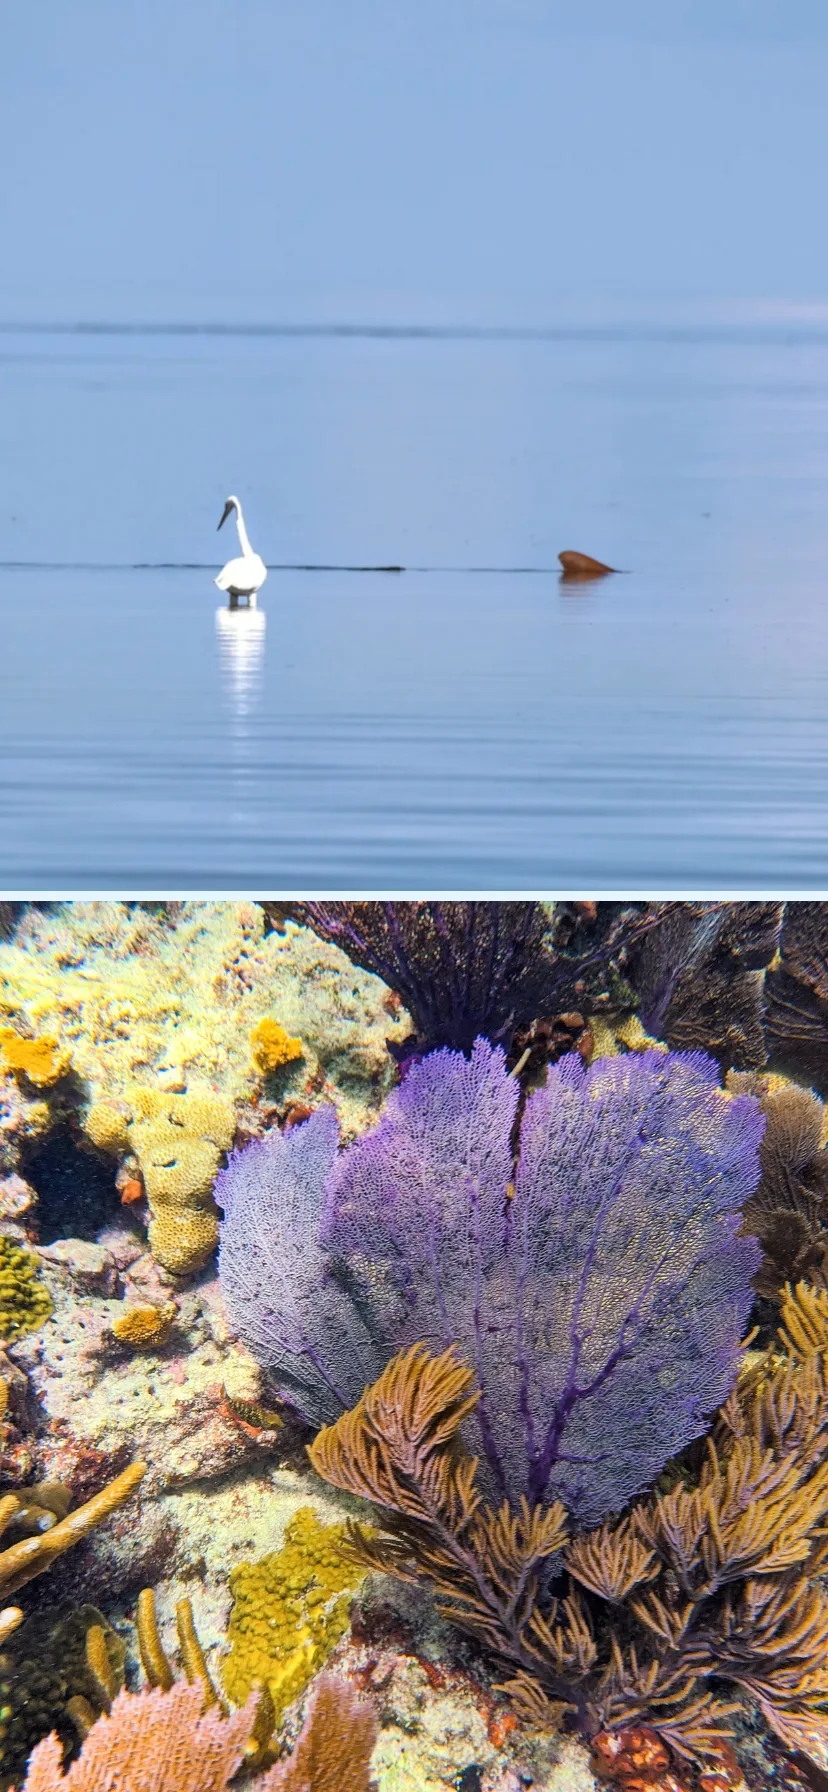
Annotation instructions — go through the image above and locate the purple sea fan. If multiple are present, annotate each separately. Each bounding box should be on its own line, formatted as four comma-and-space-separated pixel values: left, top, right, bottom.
291, 900, 667, 1058
324, 1041, 764, 1523
216, 1107, 387, 1427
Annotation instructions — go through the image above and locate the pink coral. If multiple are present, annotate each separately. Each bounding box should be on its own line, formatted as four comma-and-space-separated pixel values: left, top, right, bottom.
17, 1683, 254, 1792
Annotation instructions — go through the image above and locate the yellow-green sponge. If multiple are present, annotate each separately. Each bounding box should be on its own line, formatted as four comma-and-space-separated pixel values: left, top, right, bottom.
221, 1507, 366, 1720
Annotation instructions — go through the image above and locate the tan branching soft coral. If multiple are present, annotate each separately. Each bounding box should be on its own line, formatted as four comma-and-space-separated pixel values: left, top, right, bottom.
309, 1288, 828, 1777
13, 1673, 377, 1792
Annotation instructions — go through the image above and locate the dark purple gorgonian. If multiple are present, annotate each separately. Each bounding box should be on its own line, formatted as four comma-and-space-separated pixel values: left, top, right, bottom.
290, 901, 669, 1058
218, 1041, 763, 1523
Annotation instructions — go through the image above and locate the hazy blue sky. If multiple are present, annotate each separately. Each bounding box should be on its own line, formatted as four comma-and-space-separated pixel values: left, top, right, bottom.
3, 0, 828, 323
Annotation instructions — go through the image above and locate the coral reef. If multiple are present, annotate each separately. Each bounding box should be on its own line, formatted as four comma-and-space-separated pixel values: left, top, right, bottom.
0, 1032, 71, 1092
729, 1072, 828, 1301
0, 1603, 124, 1788
15, 1672, 377, 1792
110, 1301, 176, 1349
626, 902, 782, 1073
221, 1506, 366, 1720
765, 904, 828, 1095
310, 1282, 828, 1775
220, 1042, 761, 1519
15, 900, 828, 1792
293, 901, 671, 1059
0, 1465, 145, 1599
0, 902, 407, 1155
0, 1240, 53, 1342
250, 1021, 304, 1076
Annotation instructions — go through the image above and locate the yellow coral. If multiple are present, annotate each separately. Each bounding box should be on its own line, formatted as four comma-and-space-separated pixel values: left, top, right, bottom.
111, 1303, 176, 1349
585, 1017, 620, 1061
250, 1018, 304, 1075
0, 1028, 71, 1089
0, 1237, 53, 1341
587, 1013, 668, 1064
614, 1014, 668, 1053
84, 1103, 131, 1154
220, 1507, 366, 1720
125, 1085, 235, 1277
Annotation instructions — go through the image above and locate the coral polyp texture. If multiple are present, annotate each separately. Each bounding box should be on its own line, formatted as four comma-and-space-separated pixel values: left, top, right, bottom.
0, 1602, 124, 1788
129, 1086, 236, 1276
250, 1019, 304, 1075
110, 1301, 176, 1350
220, 1506, 366, 1720
0, 1239, 53, 1341
0, 1030, 71, 1091
220, 1040, 762, 1520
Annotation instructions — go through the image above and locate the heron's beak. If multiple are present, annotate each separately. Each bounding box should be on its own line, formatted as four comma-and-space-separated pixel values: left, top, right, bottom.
217, 500, 233, 531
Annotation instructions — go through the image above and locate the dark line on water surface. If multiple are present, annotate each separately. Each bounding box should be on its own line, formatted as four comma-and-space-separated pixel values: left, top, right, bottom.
0, 320, 825, 345
0, 560, 577, 575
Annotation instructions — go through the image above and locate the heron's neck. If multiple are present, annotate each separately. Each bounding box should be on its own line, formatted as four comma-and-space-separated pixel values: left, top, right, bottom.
234, 505, 253, 557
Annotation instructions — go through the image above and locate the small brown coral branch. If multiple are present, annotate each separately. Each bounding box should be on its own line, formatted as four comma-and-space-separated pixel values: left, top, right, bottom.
0, 1604, 22, 1643
0, 1464, 146, 1599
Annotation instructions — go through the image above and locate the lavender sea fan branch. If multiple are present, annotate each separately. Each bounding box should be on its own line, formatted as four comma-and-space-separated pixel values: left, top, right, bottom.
216, 1107, 386, 1427
218, 1042, 763, 1524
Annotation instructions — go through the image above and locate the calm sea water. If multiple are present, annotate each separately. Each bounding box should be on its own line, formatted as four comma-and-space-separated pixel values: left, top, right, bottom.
2, 321, 828, 890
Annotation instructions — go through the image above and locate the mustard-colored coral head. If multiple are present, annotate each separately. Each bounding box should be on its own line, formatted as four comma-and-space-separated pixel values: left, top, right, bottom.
221, 1507, 366, 1720
250, 1019, 304, 1076
140, 1131, 222, 1207
111, 1302, 176, 1349
0, 1028, 71, 1089
0, 1236, 54, 1340
147, 1208, 219, 1277
125, 1085, 235, 1276
84, 1102, 131, 1154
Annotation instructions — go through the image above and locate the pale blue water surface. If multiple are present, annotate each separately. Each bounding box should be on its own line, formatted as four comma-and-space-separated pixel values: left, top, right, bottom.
2, 321, 828, 888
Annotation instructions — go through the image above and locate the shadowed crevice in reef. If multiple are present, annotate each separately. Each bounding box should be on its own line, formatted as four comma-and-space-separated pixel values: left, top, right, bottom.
22, 1127, 121, 1244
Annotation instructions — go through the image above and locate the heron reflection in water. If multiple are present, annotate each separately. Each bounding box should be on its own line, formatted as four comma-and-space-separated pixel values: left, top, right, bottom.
215, 596, 267, 719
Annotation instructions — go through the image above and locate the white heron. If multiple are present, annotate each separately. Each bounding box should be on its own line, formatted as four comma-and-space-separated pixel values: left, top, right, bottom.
215, 495, 268, 599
